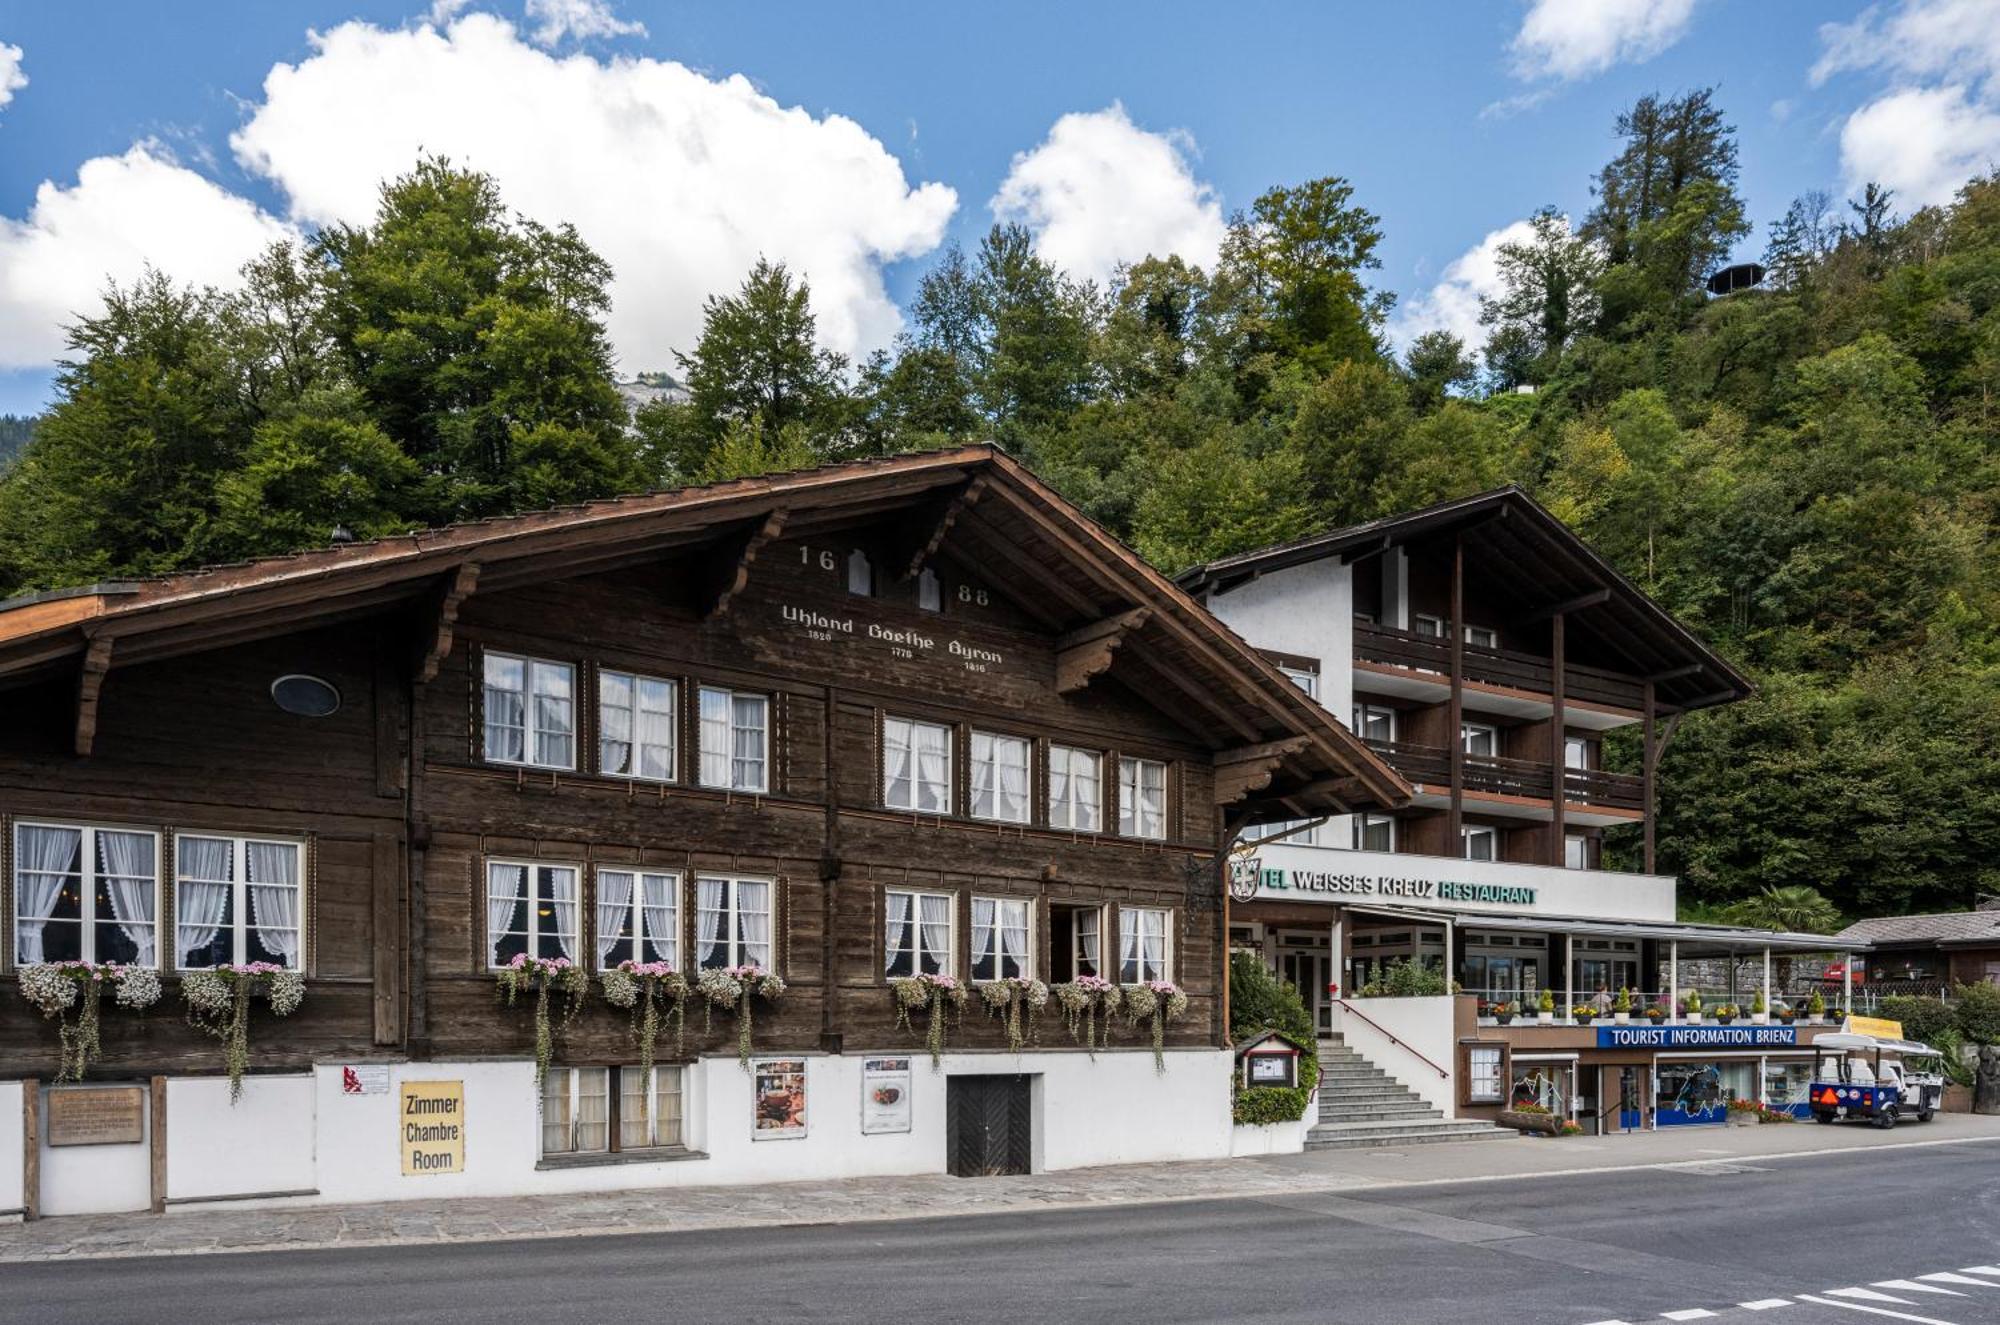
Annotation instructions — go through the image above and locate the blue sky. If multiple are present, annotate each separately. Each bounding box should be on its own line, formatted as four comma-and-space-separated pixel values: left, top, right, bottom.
1, 0, 1994, 417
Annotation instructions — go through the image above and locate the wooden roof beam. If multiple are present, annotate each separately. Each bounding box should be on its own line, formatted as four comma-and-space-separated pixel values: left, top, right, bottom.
1214, 736, 1312, 806
896, 475, 987, 581
417, 562, 480, 684
1054, 608, 1149, 695
73, 632, 113, 757
1523, 587, 1610, 622
702, 509, 788, 621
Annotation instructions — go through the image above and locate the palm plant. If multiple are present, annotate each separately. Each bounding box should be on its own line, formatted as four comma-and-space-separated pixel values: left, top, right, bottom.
1721, 886, 1842, 1002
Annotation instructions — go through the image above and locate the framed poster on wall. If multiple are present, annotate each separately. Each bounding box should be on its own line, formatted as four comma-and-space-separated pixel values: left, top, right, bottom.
752, 1058, 808, 1139
861, 1057, 913, 1135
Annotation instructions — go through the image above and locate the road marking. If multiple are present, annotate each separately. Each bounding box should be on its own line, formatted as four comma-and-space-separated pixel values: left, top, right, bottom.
1740, 1300, 1792, 1310
1660, 1311, 1717, 1321
1874, 1280, 1965, 1296
1959, 1266, 2000, 1276
1795, 1295, 1959, 1323
1921, 1274, 2000, 1287
1827, 1289, 1918, 1304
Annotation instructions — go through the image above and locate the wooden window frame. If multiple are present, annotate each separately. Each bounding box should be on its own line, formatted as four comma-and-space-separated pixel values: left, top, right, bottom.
481, 649, 578, 771
1460, 1041, 1510, 1107
882, 715, 954, 815
484, 858, 583, 971
173, 831, 308, 972
969, 893, 1035, 981
10, 819, 164, 970
883, 885, 956, 979
597, 669, 680, 784
696, 685, 770, 793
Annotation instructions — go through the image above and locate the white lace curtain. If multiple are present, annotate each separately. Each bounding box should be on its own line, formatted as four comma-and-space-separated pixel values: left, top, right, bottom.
547, 866, 580, 961
738, 881, 771, 968
1119, 909, 1143, 981
885, 889, 914, 971
731, 696, 766, 789
913, 723, 948, 811
1000, 901, 1028, 978
595, 869, 634, 965
970, 897, 994, 973
697, 877, 729, 967
599, 672, 634, 775
996, 741, 1028, 822
918, 893, 950, 975
885, 722, 915, 808
14, 825, 79, 964
247, 841, 299, 967
487, 863, 525, 965
641, 873, 679, 966
97, 830, 156, 965
177, 836, 233, 966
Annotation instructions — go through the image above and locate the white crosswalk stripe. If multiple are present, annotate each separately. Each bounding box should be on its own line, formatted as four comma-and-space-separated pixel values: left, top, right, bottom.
1739, 1301, 1792, 1311
1827, 1288, 1919, 1304
1660, 1311, 1717, 1321
1921, 1273, 2000, 1287
1873, 1280, 1966, 1296
1577, 1261, 2000, 1323
1794, 1296, 1959, 1323
1959, 1266, 2000, 1277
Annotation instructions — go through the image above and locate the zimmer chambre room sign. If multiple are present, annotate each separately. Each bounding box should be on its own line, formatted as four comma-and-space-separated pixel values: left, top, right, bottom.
400, 1080, 467, 1176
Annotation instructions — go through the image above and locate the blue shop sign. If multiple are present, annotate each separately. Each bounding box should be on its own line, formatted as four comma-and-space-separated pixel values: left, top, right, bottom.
1595, 1025, 1799, 1050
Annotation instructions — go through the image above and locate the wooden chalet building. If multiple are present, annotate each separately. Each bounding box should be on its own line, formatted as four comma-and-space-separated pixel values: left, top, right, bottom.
0, 445, 1406, 1215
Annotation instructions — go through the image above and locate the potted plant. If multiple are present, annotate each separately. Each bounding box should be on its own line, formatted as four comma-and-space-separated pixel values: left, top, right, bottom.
1807, 989, 1826, 1024
1645, 1003, 1668, 1025
1494, 1000, 1517, 1026
1714, 1003, 1737, 1026
1573, 1002, 1596, 1025
1682, 990, 1703, 1023
1613, 987, 1632, 1025
1537, 988, 1555, 1025
1751, 991, 1769, 1025
1774, 1000, 1795, 1025
1726, 1097, 1763, 1128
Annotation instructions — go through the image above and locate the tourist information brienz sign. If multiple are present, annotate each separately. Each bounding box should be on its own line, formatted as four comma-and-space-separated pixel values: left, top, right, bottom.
1596, 1025, 1799, 1049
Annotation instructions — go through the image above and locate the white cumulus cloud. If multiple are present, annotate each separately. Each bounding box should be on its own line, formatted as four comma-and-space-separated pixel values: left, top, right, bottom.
0, 144, 297, 368
1838, 85, 2000, 209
1387, 217, 1540, 355
228, 13, 956, 365
0, 41, 26, 114
1508, 0, 1699, 82
1811, 0, 2000, 87
990, 103, 1225, 286
521, 0, 644, 48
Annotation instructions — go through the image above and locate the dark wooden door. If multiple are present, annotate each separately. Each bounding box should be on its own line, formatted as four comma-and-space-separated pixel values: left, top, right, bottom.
946, 1074, 1031, 1177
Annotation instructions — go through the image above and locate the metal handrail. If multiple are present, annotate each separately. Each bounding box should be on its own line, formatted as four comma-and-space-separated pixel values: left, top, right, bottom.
1335, 998, 1450, 1080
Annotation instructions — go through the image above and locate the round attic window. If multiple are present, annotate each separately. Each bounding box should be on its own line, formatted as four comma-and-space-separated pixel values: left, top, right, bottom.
271, 674, 341, 718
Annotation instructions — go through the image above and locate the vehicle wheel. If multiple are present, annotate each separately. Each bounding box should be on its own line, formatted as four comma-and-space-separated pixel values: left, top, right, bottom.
1876, 1107, 1898, 1130
1815, 1112, 1836, 1124
1919, 1110, 1934, 1123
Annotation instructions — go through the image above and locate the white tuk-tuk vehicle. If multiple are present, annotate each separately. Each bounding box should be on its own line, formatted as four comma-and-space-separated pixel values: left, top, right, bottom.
1809, 1032, 1946, 1128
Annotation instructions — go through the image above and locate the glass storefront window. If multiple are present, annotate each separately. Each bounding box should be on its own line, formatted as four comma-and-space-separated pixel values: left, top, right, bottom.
1763, 1060, 1814, 1118
1656, 1060, 1756, 1126
1510, 1064, 1571, 1114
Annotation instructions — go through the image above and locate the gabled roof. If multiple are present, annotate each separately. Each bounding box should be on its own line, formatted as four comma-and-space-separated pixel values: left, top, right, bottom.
1837, 910, 2000, 949
1175, 486, 1753, 715
0, 445, 1411, 813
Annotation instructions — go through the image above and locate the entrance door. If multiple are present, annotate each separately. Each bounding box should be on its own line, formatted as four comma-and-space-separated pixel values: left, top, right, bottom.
1612, 1066, 1645, 1132
1281, 951, 1332, 1036
946, 1075, 1031, 1177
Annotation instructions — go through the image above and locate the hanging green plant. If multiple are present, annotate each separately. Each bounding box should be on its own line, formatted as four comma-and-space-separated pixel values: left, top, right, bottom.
599, 960, 690, 1093
495, 954, 589, 1088
975, 977, 1050, 1054
182, 963, 305, 1102
18, 961, 163, 1082
1120, 981, 1191, 1071
1052, 975, 1119, 1053
891, 972, 967, 1068
696, 964, 787, 1067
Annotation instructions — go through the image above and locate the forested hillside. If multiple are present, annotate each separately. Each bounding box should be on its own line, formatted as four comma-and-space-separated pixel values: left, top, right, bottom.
0, 91, 1993, 921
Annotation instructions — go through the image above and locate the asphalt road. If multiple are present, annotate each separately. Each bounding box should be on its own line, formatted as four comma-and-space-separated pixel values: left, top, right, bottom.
11, 1142, 2000, 1325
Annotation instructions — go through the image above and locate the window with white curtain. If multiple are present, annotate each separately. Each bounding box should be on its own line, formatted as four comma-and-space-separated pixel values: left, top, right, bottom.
594, 869, 681, 970
698, 686, 768, 792
12, 822, 160, 967
542, 1065, 684, 1156
883, 716, 952, 814
1118, 757, 1166, 840
483, 652, 575, 769
175, 834, 303, 969
1072, 908, 1102, 979
1047, 745, 1102, 831
1117, 906, 1171, 982
884, 888, 954, 978
693, 875, 772, 970
969, 732, 1030, 824
971, 896, 1031, 981
599, 671, 677, 782
485, 860, 581, 968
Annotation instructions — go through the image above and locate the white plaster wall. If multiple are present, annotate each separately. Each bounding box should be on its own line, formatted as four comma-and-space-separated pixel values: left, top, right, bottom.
37, 1084, 152, 1216
166, 1076, 315, 1202
1229, 1114, 1311, 1156
0, 1082, 22, 1215
1331, 996, 1457, 1116
302, 1049, 1232, 1206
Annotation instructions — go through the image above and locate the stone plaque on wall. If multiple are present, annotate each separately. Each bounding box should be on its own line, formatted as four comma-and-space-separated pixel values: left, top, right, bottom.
46, 1086, 145, 1146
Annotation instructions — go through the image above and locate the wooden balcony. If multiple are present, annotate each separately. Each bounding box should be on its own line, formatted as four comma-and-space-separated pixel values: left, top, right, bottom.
1352, 622, 1646, 713
1363, 739, 1644, 813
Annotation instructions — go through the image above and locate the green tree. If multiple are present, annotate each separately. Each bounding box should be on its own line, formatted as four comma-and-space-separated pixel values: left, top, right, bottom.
1480, 207, 1602, 387
1402, 330, 1479, 413
673, 257, 849, 452
1218, 177, 1391, 375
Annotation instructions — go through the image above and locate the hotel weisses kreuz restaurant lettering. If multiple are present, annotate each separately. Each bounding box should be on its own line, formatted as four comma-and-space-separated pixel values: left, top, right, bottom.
0, 447, 1411, 1217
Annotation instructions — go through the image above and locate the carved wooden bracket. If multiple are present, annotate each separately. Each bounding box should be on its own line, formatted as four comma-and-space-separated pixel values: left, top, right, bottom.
1212, 736, 1310, 805
1054, 608, 1149, 695
74, 632, 114, 756
704, 509, 789, 620
417, 562, 481, 685
898, 475, 986, 580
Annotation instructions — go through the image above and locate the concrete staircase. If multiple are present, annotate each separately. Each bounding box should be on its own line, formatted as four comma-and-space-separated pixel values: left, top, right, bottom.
1305, 1035, 1513, 1151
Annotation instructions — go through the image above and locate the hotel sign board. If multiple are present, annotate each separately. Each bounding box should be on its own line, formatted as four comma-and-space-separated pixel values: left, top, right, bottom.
1235, 863, 1535, 911
1596, 1025, 1799, 1049
1230, 843, 1677, 924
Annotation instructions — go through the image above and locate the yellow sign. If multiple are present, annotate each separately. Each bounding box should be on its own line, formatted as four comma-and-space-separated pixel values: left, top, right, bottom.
1845, 1014, 1904, 1041
400, 1080, 466, 1176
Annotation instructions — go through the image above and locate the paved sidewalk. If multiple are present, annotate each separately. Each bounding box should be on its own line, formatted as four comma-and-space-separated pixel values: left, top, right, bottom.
7, 1112, 1998, 1263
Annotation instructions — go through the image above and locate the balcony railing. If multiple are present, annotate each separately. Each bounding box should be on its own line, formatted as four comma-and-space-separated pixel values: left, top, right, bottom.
1364, 739, 1644, 811
1353, 622, 1645, 712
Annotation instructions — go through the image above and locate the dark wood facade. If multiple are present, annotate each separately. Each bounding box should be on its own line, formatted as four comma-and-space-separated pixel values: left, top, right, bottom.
0, 448, 1407, 1084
